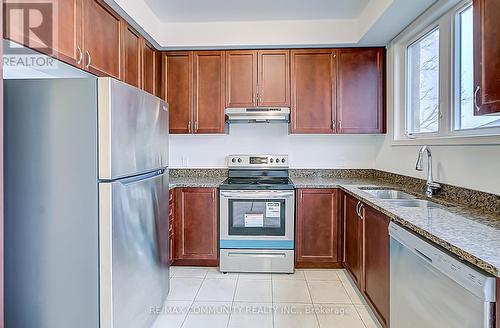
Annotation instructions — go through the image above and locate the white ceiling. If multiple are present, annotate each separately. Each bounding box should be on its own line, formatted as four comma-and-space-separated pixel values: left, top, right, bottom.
106, 0, 437, 48
144, 0, 370, 22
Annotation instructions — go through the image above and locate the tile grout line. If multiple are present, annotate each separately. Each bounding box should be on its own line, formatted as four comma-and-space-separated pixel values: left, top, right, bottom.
271, 272, 275, 328
303, 274, 321, 328
352, 304, 370, 328
225, 270, 240, 328
179, 269, 207, 328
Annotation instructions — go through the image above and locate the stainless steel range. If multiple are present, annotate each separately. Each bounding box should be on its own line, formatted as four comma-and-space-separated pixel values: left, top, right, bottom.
219, 155, 295, 273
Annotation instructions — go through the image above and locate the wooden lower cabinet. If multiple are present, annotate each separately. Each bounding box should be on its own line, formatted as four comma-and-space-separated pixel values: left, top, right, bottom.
343, 193, 363, 285
295, 189, 341, 268
362, 204, 390, 327
174, 187, 218, 266
168, 189, 175, 265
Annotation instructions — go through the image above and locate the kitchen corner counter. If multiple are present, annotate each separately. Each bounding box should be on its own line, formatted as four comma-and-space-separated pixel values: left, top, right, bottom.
341, 184, 500, 278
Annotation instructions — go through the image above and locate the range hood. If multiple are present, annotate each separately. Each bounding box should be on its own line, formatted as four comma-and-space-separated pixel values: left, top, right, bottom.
225, 107, 290, 123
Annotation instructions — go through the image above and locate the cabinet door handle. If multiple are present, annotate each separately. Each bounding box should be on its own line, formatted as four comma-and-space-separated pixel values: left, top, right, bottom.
194, 121, 198, 132
187, 121, 191, 133
358, 204, 364, 219
474, 85, 481, 112
76, 46, 83, 65
85, 51, 91, 69
332, 120, 336, 130
355, 201, 361, 217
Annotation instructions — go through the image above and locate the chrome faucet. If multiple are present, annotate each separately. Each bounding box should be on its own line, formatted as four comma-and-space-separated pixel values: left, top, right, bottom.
415, 146, 441, 197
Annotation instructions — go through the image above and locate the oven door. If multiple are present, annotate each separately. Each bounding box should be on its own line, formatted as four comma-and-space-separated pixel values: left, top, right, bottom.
220, 190, 294, 249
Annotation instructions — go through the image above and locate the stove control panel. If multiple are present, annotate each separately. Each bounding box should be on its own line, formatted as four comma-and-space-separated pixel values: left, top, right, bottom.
227, 155, 289, 168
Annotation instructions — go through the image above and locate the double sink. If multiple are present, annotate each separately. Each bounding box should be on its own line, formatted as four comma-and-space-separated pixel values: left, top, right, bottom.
358, 187, 443, 209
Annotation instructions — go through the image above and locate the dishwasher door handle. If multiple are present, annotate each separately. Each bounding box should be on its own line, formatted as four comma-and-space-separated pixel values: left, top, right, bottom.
414, 248, 433, 263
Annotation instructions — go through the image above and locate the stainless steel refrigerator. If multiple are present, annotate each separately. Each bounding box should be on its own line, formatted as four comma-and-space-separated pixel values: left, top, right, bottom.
4, 77, 170, 328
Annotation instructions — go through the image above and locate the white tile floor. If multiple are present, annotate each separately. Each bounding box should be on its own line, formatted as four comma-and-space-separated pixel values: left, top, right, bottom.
152, 267, 382, 328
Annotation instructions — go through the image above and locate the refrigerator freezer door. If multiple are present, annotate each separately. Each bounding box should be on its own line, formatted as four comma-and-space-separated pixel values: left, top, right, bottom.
98, 78, 169, 180
99, 170, 170, 328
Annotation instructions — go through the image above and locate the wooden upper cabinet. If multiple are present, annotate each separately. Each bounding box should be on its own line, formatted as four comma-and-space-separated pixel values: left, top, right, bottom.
337, 48, 385, 133
473, 0, 500, 115
258, 50, 290, 107
343, 193, 362, 286
226, 50, 258, 107
363, 205, 390, 327
174, 188, 218, 262
291, 49, 336, 133
82, 0, 121, 79
296, 189, 341, 268
164, 52, 193, 134
3, 0, 83, 66
121, 23, 141, 88
193, 51, 226, 133
142, 40, 156, 95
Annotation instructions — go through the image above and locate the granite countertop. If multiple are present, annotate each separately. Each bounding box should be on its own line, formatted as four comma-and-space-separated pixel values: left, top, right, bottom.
169, 176, 226, 189
291, 176, 384, 188
340, 184, 500, 277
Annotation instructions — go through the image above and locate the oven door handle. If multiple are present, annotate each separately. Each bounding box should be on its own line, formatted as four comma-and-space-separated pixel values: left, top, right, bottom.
220, 191, 294, 199
227, 252, 287, 258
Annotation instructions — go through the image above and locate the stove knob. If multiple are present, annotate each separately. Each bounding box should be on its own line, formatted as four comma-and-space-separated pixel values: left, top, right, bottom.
270, 158, 274, 163
281, 158, 286, 163
231, 158, 236, 163
275, 158, 279, 163
237, 158, 242, 163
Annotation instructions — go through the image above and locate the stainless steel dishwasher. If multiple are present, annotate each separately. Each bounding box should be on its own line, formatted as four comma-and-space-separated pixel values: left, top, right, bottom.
389, 222, 496, 328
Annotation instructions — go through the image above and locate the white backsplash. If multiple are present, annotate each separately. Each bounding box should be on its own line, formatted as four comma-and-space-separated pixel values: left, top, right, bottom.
169, 123, 384, 169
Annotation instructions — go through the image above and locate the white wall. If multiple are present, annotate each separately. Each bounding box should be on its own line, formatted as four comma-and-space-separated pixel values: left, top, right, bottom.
375, 141, 500, 195
169, 124, 384, 169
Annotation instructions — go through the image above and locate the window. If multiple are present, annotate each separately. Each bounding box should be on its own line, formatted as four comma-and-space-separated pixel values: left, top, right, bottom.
455, 5, 500, 130
393, 0, 500, 143
407, 28, 440, 135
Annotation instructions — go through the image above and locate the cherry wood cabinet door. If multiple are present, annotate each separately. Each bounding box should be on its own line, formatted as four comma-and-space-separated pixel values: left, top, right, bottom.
258, 50, 290, 107
121, 23, 141, 88
142, 40, 156, 95
337, 48, 385, 134
291, 49, 336, 133
226, 50, 257, 108
193, 51, 226, 133
3, 0, 83, 67
295, 189, 341, 268
343, 193, 362, 286
82, 0, 121, 78
174, 188, 218, 264
155, 51, 163, 99
164, 51, 193, 134
473, 0, 500, 115
363, 205, 390, 327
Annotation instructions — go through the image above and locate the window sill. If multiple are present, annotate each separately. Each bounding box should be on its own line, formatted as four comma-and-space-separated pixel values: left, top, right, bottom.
392, 133, 500, 146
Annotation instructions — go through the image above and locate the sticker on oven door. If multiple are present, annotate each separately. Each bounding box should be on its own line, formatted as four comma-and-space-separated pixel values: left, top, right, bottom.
266, 202, 281, 217
244, 214, 264, 227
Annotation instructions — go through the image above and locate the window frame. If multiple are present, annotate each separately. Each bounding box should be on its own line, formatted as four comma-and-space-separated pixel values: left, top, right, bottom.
391, 0, 500, 145
405, 25, 442, 138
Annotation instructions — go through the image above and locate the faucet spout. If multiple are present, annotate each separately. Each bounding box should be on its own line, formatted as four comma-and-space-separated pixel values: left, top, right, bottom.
415, 145, 441, 197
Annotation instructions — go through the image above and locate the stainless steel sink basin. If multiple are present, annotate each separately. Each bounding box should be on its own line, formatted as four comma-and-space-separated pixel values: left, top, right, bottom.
387, 199, 442, 209
358, 188, 416, 200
